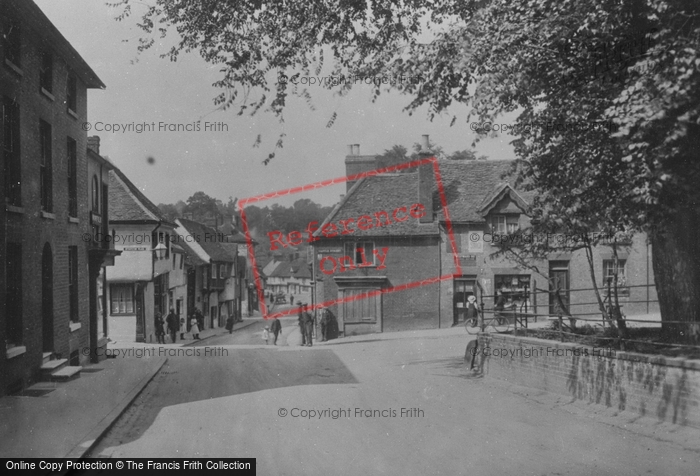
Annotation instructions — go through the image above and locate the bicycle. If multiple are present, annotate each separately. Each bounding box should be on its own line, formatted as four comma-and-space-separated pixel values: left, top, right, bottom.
464, 310, 512, 371
465, 310, 512, 335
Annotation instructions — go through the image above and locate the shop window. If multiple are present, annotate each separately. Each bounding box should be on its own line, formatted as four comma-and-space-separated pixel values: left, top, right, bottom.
494, 275, 531, 310
3, 96, 21, 205
603, 260, 628, 295
111, 284, 134, 315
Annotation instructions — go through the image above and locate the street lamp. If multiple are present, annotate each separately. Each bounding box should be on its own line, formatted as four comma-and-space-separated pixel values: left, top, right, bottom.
153, 241, 167, 260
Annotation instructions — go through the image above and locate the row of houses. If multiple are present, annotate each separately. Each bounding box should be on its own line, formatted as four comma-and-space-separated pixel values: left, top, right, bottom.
302, 137, 659, 337
0, 0, 259, 396
105, 157, 260, 345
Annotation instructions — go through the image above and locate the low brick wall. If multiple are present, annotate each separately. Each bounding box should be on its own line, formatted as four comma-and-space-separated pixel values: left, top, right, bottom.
478, 333, 700, 429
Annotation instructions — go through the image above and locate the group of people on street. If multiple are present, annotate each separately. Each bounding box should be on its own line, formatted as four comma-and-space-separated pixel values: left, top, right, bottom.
262, 318, 282, 345
154, 308, 205, 344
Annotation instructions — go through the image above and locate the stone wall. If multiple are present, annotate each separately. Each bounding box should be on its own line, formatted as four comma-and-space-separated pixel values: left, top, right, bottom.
478, 333, 700, 429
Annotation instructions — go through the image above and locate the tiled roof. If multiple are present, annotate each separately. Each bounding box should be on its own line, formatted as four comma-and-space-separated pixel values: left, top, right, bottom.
179, 240, 207, 267
434, 160, 528, 223
316, 173, 441, 237
268, 259, 312, 279
313, 159, 530, 238
108, 166, 174, 225
177, 218, 234, 262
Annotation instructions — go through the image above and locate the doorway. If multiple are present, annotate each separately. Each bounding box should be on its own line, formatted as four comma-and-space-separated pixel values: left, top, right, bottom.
549, 261, 570, 316
41, 243, 54, 353
453, 277, 476, 326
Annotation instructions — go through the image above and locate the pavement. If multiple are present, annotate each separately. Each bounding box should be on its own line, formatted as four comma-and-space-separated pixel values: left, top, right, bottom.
0, 318, 258, 459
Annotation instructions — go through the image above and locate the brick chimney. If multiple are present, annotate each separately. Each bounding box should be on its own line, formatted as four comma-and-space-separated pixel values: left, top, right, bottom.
87, 136, 100, 154
417, 134, 434, 223
344, 143, 377, 192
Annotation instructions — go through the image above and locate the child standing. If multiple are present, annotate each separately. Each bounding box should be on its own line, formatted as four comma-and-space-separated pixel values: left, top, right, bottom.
262, 326, 270, 345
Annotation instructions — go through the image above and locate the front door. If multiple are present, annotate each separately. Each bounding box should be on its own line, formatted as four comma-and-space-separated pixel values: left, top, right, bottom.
549, 261, 570, 316
453, 277, 476, 326
41, 243, 54, 352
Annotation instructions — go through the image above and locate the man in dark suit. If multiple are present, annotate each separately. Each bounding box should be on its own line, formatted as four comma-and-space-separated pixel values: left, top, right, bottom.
166, 308, 179, 343
303, 307, 314, 347
270, 318, 282, 345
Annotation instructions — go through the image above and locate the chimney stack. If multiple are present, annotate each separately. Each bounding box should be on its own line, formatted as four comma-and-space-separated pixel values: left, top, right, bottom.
344, 143, 375, 192
417, 134, 434, 223
87, 136, 100, 155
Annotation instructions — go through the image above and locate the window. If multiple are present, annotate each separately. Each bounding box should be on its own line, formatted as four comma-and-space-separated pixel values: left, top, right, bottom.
5, 242, 22, 345
67, 137, 77, 217
491, 215, 506, 233
110, 284, 134, 314
4, 19, 21, 67
3, 96, 21, 205
603, 260, 628, 295
66, 75, 77, 113
68, 246, 78, 322
40, 120, 52, 212
180, 255, 184, 269
344, 242, 375, 266
91, 175, 99, 212
212, 263, 218, 278
220, 263, 226, 279
40, 51, 52, 93
490, 215, 520, 233
172, 254, 176, 268
494, 275, 531, 310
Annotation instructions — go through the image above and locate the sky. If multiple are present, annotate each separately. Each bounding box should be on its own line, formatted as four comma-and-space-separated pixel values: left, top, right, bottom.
35, 0, 516, 208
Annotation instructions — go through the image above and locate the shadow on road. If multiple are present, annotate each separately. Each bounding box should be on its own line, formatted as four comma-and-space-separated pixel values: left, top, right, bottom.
91, 349, 357, 454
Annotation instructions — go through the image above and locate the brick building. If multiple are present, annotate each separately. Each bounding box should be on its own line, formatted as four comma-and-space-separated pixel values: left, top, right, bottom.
312, 138, 658, 337
1, 0, 110, 395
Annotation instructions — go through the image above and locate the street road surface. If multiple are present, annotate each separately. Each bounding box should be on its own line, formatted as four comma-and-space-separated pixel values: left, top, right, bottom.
89, 327, 699, 475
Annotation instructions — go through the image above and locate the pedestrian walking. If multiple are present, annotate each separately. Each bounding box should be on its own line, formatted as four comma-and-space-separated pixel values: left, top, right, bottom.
262, 326, 270, 345
226, 316, 234, 334
290, 294, 294, 306
166, 309, 178, 343
191, 314, 201, 339
303, 308, 314, 347
297, 301, 306, 346
154, 313, 166, 344
270, 318, 282, 345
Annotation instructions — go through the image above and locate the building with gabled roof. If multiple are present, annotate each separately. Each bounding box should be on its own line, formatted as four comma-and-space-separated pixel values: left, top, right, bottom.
106, 164, 178, 343
312, 137, 657, 338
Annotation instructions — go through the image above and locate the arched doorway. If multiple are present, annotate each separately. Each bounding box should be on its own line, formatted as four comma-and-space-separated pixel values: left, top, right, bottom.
42, 243, 54, 353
